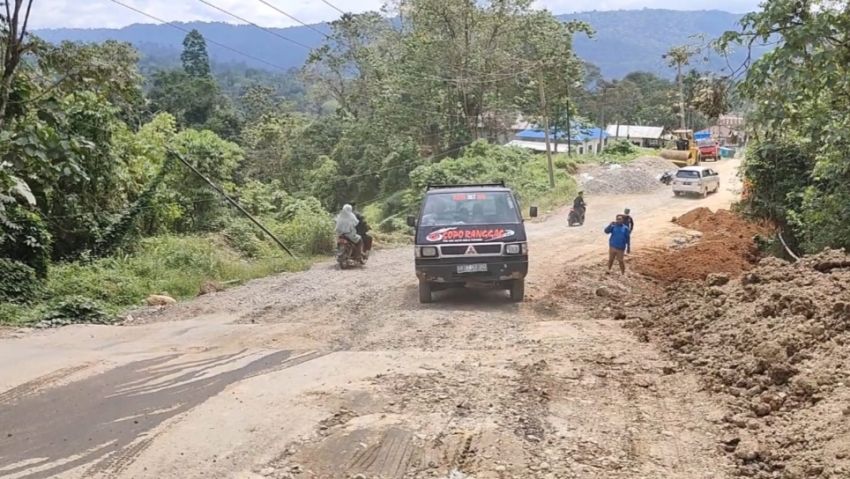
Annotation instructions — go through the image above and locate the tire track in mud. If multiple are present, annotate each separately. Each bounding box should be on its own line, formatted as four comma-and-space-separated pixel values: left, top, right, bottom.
0, 363, 95, 406
0, 349, 328, 479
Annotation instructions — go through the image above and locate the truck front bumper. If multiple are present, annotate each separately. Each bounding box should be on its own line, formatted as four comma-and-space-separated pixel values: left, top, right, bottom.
415, 256, 528, 285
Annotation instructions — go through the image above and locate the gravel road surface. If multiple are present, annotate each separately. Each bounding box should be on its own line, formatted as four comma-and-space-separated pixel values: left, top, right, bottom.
0, 159, 742, 479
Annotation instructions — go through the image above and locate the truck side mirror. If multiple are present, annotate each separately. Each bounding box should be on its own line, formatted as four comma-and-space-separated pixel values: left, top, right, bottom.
406, 215, 416, 227
529, 206, 538, 218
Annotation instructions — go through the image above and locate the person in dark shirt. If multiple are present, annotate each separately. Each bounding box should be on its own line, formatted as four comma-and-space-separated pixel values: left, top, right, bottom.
573, 191, 586, 211
572, 191, 587, 222
622, 208, 634, 253
350, 203, 372, 254
605, 214, 631, 274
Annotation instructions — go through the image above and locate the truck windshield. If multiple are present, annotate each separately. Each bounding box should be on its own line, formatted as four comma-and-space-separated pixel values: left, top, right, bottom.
676, 170, 701, 179
419, 191, 521, 226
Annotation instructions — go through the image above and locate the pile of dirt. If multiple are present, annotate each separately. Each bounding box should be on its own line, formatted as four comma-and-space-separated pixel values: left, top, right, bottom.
634, 208, 771, 282
633, 249, 850, 478
578, 156, 676, 195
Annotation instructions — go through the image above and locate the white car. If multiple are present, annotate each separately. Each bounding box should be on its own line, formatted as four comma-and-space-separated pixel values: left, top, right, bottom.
672, 166, 720, 197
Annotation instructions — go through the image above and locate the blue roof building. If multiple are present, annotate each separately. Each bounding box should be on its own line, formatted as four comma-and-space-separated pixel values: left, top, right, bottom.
509, 125, 609, 155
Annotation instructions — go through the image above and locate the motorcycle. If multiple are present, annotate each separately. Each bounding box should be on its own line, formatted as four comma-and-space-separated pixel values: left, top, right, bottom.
336, 236, 366, 269
660, 171, 674, 185
568, 206, 586, 226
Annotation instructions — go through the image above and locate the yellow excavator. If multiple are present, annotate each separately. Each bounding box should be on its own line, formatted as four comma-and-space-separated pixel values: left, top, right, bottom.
660, 129, 701, 167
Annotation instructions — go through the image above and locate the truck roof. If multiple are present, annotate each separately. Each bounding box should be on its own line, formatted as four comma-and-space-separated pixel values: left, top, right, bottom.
425, 185, 512, 195
425, 182, 512, 194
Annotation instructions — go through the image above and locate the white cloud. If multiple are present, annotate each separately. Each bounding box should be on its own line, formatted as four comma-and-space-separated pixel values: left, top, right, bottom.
28, 0, 761, 30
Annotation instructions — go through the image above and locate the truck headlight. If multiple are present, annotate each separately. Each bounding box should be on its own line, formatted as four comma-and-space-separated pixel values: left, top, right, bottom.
505, 243, 522, 255
419, 246, 438, 257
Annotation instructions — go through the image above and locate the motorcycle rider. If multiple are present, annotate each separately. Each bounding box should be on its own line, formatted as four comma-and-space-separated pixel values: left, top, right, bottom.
335, 204, 363, 259
350, 202, 372, 256
572, 191, 587, 223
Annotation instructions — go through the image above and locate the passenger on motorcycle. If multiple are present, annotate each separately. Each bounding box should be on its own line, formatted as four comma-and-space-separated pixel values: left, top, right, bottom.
335, 204, 363, 257
350, 202, 372, 255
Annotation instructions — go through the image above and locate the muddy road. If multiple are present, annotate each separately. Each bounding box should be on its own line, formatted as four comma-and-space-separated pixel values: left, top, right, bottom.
1, 160, 741, 479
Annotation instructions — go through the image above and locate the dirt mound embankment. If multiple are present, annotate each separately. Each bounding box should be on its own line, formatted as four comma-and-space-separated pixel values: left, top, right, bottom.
634, 249, 850, 478
635, 208, 771, 282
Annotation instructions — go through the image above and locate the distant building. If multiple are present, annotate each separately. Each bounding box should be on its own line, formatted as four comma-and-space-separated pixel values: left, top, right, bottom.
717, 114, 745, 128
711, 114, 747, 146
605, 124, 664, 148
507, 126, 609, 155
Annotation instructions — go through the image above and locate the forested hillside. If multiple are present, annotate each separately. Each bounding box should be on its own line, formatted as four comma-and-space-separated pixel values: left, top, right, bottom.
36, 9, 767, 79
1, 0, 600, 324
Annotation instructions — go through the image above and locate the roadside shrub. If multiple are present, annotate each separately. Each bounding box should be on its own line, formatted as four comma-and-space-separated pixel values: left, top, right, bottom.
278, 210, 334, 255
606, 140, 638, 155
378, 215, 410, 234
0, 258, 41, 303
554, 156, 579, 174
223, 220, 265, 258
48, 234, 308, 312
407, 140, 576, 215
0, 206, 52, 277
38, 295, 113, 327
0, 303, 28, 325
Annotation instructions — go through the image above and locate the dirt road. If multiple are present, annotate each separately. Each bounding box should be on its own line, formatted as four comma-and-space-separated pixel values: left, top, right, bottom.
0, 160, 741, 479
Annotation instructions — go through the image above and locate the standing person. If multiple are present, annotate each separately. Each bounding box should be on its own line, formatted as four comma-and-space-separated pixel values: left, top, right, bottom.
350, 202, 372, 255
605, 214, 630, 275
622, 208, 634, 254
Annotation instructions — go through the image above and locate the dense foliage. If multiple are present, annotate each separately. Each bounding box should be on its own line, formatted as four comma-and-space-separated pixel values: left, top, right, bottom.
0, 0, 692, 325
721, 0, 850, 253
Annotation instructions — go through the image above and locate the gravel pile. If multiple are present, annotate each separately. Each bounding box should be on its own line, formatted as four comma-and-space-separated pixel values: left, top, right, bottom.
578, 156, 676, 195
635, 249, 850, 478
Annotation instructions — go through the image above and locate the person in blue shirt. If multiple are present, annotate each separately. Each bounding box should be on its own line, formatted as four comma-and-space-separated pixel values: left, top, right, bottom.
605, 214, 631, 274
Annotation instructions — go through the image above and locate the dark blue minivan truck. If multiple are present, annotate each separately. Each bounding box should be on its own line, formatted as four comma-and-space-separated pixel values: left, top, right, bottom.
406, 182, 537, 303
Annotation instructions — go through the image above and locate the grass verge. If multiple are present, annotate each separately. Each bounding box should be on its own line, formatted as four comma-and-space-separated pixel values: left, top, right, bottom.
0, 234, 311, 327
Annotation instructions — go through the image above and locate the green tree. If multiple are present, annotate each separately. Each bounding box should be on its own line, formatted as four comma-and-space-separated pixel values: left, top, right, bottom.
719, 0, 850, 253
663, 44, 700, 129
181, 29, 211, 77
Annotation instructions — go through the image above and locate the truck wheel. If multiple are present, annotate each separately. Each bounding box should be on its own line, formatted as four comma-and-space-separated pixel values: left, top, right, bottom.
418, 281, 433, 304
509, 280, 525, 303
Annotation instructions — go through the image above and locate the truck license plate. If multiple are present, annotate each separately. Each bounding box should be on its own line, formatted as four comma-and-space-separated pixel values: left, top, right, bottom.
457, 264, 488, 274
683, 182, 692, 185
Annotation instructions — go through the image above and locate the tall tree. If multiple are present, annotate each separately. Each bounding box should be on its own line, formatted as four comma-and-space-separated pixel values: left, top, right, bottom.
718, 0, 850, 253
0, 0, 34, 130
181, 29, 211, 77
663, 44, 700, 129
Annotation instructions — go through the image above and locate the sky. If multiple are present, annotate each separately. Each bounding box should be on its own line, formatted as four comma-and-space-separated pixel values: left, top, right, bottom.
29, 0, 763, 30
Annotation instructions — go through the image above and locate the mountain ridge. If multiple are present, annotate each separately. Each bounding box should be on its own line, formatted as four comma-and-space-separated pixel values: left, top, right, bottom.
34, 9, 764, 79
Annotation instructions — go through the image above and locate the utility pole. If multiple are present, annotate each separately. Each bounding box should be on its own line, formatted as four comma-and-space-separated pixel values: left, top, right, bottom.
539, 79, 555, 188
677, 61, 686, 129
597, 90, 607, 155
565, 81, 572, 158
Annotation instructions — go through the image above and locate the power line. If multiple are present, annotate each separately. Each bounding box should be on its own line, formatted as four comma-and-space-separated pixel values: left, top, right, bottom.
108, 0, 291, 71
194, 0, 313, 50
255, 0, 329, 38
318, 0, 346, 15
